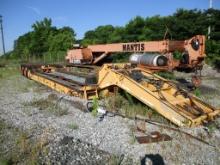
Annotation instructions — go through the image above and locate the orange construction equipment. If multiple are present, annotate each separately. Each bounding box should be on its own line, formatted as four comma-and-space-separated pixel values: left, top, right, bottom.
21, 35, 219, 127
66, 35, 205, 73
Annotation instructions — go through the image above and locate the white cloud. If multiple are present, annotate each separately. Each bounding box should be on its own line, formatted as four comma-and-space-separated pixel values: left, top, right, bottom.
26, 6, 41, 15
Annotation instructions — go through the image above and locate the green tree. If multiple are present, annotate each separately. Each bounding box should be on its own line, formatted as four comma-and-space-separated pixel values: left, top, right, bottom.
205, 9, 220, 40
168, 9, 207, 39
13, 17, 76, 62
124, 16, 145, 41
48, 27, 76, 52
82, 25, 115, 45
108, 26, 126, 43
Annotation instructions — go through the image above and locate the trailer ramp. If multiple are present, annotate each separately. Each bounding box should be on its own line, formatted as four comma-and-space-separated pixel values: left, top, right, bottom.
98, 64, 220, 127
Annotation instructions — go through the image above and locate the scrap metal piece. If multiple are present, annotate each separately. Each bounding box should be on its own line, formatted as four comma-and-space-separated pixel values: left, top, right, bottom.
135, 131, 172, 144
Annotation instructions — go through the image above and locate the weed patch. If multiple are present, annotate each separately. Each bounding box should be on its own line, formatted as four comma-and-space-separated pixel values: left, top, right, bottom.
0, 66, 19, 79
128, 125, 136, 145
67, 123, 79, 130
92, 97, 99, 117
194, 88, 201, 97
108, 154, 125, 165
0, 120, 51, 164
23, 97, 68, 116
104, 90, 172, 125
47, 93, 58, 101
206, 122, 219, 134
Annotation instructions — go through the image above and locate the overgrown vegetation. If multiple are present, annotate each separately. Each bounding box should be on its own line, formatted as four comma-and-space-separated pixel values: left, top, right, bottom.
0, 65, 38, 95
128, 124, 137, 145
23, 96, 68, 116
172, 51, 183, 60
67, 123, 79, 130
194, 88, 202, 97
0, 120, 51, 164
108, 154, 126, 165
104, 90, 170, 124
1, 18, 75, 63
0, 65, 19, 79
206, 122, 219, 134
92, 97, 99, 117
205, 39, 220, 70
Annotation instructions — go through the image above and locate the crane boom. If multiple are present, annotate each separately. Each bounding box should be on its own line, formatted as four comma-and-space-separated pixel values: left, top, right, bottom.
66, 35, 205, 72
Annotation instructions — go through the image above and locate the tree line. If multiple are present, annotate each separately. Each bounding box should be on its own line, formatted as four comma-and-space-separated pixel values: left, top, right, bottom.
3, 8, 220, 66
83, 8, 220, 44
81, 8, 220, 66
6, 18, 76, 62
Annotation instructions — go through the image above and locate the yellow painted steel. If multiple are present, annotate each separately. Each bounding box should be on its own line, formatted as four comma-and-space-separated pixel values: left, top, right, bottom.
29, 72, 80, 97
23, 64, 219, 127
28, 71, 97, 99
97, 64, 220, 127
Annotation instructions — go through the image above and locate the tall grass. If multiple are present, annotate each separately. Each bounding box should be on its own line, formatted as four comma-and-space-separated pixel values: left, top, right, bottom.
0, 66, 20, 79
0, 50, 67, 65
104, 90, 168, 123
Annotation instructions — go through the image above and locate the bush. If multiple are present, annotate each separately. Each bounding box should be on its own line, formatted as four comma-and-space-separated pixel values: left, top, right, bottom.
104, 90, 161, 120
194, 88, 201, 97
92, 97, 99, 117
206, 40, 220, 70
173, 50, 183, 60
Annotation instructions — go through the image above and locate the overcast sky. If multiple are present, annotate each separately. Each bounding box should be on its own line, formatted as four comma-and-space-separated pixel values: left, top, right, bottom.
0, 0, 220, 53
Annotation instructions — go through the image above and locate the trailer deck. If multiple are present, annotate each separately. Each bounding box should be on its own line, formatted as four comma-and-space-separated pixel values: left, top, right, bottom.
21, 63, 220, 127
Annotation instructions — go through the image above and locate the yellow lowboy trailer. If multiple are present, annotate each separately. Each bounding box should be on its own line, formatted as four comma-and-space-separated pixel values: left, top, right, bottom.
21, 63, 220, 127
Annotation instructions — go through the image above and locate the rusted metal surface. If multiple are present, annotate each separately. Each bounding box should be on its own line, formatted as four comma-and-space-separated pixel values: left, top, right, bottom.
191, 75, 202, 87
135, 131, 172, 144
134, 119, 172, 144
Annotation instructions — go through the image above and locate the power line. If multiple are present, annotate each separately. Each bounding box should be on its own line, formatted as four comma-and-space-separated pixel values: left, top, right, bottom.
0, 15, 6, 55
208, 0, 213, 39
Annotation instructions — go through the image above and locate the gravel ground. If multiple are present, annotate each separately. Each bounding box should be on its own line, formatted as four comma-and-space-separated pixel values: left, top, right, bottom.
174, 64, 220, 107
0, 66, 220, 164
40, 136, 112, 165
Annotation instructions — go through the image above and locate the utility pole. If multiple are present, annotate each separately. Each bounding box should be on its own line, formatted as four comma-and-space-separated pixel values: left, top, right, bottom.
0, 15, 6, 55
208, 0, 213, 39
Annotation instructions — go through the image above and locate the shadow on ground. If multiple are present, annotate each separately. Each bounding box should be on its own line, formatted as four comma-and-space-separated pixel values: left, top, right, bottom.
140, 154, 165, 165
